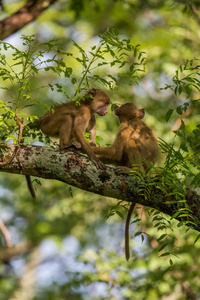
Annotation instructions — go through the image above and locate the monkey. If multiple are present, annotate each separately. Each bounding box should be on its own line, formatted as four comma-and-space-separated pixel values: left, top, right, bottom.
93, 103, 159, 261
25, 88, 110, 200
33, 88, 110, 169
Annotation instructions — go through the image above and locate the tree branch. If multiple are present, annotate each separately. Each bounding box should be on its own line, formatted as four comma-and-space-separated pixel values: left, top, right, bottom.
0, 241, 33, 262
0, 144, 200, 232
188, 4, 200, 26
0, 219, 13, 247
0, 0, 57, 40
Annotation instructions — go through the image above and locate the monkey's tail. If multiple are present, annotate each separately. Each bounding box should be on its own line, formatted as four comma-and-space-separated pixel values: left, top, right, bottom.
125, 202, 135, 261
25, 175, 36, 200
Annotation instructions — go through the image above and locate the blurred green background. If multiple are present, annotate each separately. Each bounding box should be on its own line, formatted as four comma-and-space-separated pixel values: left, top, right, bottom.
1, 1, 200, 299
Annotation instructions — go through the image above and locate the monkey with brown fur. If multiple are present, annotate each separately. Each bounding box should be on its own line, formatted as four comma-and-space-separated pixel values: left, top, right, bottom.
25, 88, 110, 199
93, 103, 159, 260
34, 88, 110, 169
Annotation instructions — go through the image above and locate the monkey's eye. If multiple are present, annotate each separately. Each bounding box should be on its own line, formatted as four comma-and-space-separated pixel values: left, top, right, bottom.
105, 102, 109, 106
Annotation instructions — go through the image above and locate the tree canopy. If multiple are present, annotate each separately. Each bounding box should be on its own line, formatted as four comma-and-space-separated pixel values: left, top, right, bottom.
0, 1, 200, 299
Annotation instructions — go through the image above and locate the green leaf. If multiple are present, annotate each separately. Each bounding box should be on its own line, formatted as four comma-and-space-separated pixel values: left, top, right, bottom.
71, 77, 77, 84
178, 85, 182, 95
31, 66, 39, 73
68, 186, 73, 198
180, 143, 188, 152
194, 234, 200, 244
171, 211, 180, 219
135, 231, 142, 237
166, 109, 173, 122
176, 106, 182, 115
33, 179, 42, 185
157, 234, 167, 241
116, 211, 123, 219
64, 67, 72, 78
130, 218, 141, 224
158, 243, 168, 252
160, 252, 170, 257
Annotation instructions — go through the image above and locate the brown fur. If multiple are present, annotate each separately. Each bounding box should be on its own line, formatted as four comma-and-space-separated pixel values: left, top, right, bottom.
93, 103, 158, 173
35, 88, 110, 169
93, 102, 159, 260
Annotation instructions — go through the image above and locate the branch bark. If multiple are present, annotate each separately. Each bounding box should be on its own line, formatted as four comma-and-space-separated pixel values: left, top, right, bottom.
0, 0, 57, 40
0, 144, 200, 232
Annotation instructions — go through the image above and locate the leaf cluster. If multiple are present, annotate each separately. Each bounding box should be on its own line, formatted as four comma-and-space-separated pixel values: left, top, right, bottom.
161, 60, 200, 190
162, 58, 200, 98
0, 30, 146, 144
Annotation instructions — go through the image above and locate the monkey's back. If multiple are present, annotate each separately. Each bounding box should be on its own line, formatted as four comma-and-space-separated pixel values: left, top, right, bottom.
129, 120, 159, 164
35, 102, 90, 137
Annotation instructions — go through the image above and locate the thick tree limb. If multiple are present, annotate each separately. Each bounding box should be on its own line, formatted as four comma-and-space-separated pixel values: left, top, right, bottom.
0, 0, 57, 40
0, 144, 200, 231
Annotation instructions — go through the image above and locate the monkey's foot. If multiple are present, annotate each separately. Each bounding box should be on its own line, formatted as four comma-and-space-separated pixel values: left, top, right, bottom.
71, 141, 82, 149
115, 166, 131, 175
92, 158, 106, 170
62, 140, 82, 150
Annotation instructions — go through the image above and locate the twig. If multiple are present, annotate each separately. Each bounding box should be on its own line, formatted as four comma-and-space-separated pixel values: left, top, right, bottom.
0, 113, 23, 166
0, 219, 12, 247
188, 4, 200, 26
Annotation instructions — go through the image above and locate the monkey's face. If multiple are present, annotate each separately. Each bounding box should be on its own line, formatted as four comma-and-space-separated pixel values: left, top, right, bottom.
91, 94, 110, 116
114, 103, 145, 122
95, 100, 110, 116
86, 89, 110, 116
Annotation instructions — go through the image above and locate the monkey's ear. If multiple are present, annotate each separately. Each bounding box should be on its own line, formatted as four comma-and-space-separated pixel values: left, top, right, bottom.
114, 104, 120, 116
139, 109, 145, 119
88, 88, 97, 98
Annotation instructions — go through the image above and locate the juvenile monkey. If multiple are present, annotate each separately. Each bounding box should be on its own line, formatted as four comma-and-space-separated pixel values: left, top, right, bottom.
34, 88, 110, 169
25, 88, 110, 200
93, 103, 159, 260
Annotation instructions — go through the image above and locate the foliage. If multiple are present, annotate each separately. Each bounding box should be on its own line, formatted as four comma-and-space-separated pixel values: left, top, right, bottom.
162, 58, 200, 190
124, 57, 200, 261
102, 56, 200, 264
0, 29, 145, 144
1, 1, 200, 299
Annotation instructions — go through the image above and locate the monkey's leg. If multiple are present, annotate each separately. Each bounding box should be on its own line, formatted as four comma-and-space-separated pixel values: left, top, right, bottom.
88, 126, 96, 146
127, 146, 145, 173
125, 202, 135, 261
115, 139, 144, 175
59, 116, 73, 149
75, 130, 105, 169
86, 114, 97, 147
73, 114, 105, 169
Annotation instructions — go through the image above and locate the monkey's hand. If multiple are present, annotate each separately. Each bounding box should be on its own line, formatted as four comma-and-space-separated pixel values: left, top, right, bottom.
93, 158, 106, 170
89, 141, 97, 147
115, 166, 131, 175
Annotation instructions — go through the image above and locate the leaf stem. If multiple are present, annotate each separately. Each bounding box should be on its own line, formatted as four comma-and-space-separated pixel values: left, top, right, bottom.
72, 40, 104, 100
